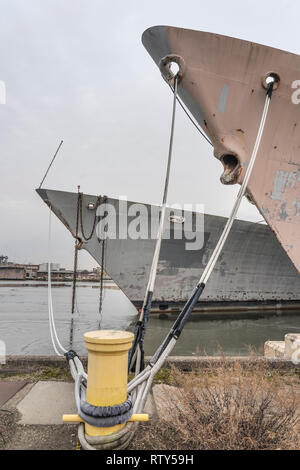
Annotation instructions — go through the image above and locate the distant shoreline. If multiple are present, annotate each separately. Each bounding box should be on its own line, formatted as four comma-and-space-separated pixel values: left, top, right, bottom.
0, 278, 112, 287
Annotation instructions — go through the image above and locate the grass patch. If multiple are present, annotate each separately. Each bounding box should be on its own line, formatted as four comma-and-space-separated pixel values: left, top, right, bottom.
129, 368, 172, 385
0, 366, 73, 382
153, 368, 172, 385
37, 366, 72, 381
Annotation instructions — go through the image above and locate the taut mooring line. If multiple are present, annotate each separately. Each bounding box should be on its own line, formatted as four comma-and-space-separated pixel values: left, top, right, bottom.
149, 79, 276, 369
47, 205, 67, 356
39, 140, 64, 189
123, 79, 277, 420
128, 75, 179, 374
71, 186, 81, 317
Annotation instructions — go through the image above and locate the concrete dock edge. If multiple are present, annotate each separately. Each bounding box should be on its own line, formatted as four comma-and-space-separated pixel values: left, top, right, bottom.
1, 355, 298, 371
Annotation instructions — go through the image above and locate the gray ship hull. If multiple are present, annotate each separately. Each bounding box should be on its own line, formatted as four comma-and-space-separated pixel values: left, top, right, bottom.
36, 188, 300, 310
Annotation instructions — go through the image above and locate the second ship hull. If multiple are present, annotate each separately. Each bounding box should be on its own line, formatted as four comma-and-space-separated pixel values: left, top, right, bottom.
37, 188, 300, 311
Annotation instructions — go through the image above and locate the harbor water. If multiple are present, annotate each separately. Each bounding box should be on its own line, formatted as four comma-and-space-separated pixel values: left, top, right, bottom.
1, 281, 300, 357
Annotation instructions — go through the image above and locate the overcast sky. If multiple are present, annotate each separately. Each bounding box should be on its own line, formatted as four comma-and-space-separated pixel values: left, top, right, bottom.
0, 0, 299, 269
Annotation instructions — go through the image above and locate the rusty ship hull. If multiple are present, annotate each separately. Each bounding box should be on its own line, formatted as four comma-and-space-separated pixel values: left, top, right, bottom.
143, 25, 300, 275
37, 188, 300, 311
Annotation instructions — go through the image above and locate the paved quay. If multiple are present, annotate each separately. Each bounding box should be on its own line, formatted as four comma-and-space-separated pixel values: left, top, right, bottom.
0, 373, 176, 447
2, 357, 296, 426
1, 355, 296, 427
10, 380, 157, 425
0, 378, 159, 450
16, 381, 76, 425
0, 354, 298, 450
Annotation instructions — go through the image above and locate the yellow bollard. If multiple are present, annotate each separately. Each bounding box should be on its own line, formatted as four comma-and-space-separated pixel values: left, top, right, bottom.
83, 330, 134, 437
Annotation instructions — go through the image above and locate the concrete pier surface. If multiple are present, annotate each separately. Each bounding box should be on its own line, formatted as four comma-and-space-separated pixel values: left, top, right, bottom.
0, 377, 157, 450
14, 381, 156, 425
0, 355, 299, 450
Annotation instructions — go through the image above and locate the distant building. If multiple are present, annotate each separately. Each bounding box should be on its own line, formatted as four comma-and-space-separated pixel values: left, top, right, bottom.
39, 263, 60, 272
14, 264, 39, 279
0, 256, 101, 282
0, 256, 39, 280
0, 265, 25, 280
36, 268, 74, 281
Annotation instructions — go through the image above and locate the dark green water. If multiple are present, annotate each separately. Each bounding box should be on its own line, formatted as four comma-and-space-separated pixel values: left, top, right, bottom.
0, 281, 300, 356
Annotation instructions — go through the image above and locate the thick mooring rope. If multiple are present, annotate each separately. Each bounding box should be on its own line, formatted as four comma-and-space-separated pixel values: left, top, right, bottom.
47, 206, 67, 356
128, 74, 179, 375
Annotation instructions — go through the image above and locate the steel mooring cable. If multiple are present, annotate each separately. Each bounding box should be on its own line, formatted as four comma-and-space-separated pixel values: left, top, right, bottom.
128, 74, 179, 374
71, 188, 81, 316
167, 83, 213, 147
39, 140, 64, 189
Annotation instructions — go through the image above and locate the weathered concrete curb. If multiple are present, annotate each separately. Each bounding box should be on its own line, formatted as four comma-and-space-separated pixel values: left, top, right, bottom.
1, 355, 299, 371
265, 341, 285, 358
265, 333, 300, 361
165, 356, 299, 370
